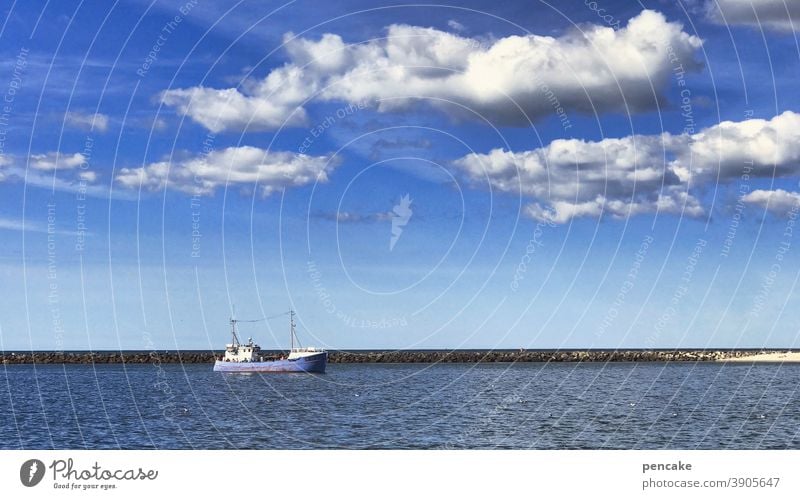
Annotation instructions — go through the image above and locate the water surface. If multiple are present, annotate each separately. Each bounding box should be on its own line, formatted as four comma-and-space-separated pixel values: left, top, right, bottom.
2, 362, 799, 449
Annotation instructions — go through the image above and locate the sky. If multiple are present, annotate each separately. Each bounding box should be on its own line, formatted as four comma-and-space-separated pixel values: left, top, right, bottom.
1, 0, 800, 350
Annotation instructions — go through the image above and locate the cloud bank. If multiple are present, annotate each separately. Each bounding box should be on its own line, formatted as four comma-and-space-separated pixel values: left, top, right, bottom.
161, 10, 702, 132
453, 111, 800, 223
116, 146, 340, 196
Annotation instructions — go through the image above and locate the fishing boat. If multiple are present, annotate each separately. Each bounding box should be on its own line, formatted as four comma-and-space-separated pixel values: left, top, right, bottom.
213, 311, 327, 373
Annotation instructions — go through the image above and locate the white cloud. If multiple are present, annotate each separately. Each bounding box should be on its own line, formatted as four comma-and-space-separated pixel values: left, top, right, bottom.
153, 117, 169, 130
453, 111, 800, 223
29, 152, 86, 171
0, 152, 115, 198
0, 154, 11, 181
0, 217, 85, 235
679, 110, 800, 182
0, 217, 27, 232
78, 170, 98, 182
447, 20, 466, 32
160, 86, 309, 133
65, 111, 110, 132
313, 210, 393, 223
2, 151, 90, 176
742, 189, 800, 216
116, 146, 340, 196
524, 189, 705, 224
162, 10, 703, 132
330, 211, 365, 223
706, 0, 800, 31
455, 135, 703, 223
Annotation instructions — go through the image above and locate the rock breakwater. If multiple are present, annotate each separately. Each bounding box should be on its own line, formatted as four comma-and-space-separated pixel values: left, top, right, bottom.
0, 349, 777, 364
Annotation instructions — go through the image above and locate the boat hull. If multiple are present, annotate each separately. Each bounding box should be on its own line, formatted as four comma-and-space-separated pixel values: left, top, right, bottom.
213, 352, 327, 373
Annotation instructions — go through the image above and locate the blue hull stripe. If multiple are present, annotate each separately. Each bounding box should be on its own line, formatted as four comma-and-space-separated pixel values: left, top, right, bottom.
213, 352, 327, 373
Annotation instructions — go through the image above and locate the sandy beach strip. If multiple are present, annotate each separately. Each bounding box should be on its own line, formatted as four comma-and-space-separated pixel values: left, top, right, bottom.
720, 351, 800, 363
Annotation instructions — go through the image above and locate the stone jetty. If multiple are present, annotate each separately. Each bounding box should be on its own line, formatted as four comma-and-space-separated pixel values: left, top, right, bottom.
0, 349, 782, 365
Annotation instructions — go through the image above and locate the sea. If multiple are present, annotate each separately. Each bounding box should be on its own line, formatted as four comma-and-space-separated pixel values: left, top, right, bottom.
2, 362, 800, 449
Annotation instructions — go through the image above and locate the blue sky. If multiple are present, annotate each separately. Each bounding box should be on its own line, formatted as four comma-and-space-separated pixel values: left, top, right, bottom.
2, 0, 800, 350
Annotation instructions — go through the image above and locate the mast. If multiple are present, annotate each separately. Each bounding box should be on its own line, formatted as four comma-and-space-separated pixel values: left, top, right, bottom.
290, 310, 296, 351
230, 318, 241, 346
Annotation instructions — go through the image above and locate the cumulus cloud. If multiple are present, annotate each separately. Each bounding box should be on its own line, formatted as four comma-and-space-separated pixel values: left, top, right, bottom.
679, 110, 800, 182
115, 146, 340, 196
161, 10, 702, 132
453, 111, 800, 223
160, 86, 309, 133
0, 152, 113, 197
29, 152, 86, 170
742, 189, 800, 216
1, 151, 89, 175
454, 134, 703, 223
65, 111, 110, 132
706, 0, 799, 31
524, 189, 705, 224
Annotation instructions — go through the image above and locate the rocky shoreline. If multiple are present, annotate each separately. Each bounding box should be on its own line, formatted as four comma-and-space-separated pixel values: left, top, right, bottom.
0, 349, 788, 364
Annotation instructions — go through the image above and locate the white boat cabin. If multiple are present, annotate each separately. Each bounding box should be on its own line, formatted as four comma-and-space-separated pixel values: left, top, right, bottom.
287, 347, 324, 360
223, 338, 263, 362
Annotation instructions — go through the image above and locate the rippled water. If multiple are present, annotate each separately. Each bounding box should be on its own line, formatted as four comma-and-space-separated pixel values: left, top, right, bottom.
2, 362, 800, 449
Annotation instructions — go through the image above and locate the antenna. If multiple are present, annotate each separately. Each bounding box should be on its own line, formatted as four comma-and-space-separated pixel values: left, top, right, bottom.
290, 310, 295, 351
229, 317, 240, 346
264, 310, 297, 353
230, 304, 239, 346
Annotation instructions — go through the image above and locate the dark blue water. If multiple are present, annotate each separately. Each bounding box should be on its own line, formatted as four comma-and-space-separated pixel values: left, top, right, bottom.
2, 362, 800, 449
